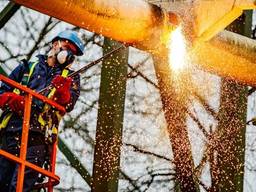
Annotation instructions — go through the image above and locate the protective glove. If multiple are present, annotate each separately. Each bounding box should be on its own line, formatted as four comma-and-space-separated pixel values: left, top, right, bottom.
0, 92, 15, 109
8, 94, 25, 114
51, 75, 72, 105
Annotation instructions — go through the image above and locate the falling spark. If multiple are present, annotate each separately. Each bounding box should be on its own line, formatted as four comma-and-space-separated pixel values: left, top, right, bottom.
168, 26, 187, 73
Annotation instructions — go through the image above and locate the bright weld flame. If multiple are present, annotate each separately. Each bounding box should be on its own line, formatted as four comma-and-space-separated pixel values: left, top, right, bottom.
168, 26, 187, 73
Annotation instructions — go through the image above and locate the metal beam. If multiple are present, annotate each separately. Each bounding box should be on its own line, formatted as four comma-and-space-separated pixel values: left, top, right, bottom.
189, 30, 256, 87
92, 38, 128, 192
160, 0, 256, 41
11, 0, 256, 88
12, 0, 176, 50
58, 137, 92, 187
0, 2, 20, 30
153, 49, 198, 192
214, 10, 252, 192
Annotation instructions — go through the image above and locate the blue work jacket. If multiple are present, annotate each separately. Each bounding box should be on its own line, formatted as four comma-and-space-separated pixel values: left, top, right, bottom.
0, 55, 80, 134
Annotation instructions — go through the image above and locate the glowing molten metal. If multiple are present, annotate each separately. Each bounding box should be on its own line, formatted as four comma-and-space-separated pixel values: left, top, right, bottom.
168, 27, 188, 73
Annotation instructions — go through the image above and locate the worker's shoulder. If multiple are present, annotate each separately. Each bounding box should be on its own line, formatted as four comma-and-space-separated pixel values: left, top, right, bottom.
20, 55, 47, 69
34, 54, 47, 65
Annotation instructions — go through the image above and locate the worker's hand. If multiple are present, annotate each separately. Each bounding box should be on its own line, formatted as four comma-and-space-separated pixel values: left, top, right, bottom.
51, 75, 72, 105
0, 92, 15, 109
8, 93, 25, 114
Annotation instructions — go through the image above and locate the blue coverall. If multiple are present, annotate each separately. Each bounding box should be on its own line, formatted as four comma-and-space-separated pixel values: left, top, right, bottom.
0, 55, 80, 192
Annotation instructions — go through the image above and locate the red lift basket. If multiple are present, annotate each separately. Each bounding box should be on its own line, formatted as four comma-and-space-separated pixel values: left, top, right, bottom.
0, 74, 65, 192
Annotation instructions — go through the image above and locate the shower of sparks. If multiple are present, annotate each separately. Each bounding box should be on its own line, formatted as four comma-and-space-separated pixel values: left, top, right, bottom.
168, 26, 188, 74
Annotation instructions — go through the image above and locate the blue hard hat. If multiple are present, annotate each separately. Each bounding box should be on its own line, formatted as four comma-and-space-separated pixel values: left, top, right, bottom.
52, 30, 84, 56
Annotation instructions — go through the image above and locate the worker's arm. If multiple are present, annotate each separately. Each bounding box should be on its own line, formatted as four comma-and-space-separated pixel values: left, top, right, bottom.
0, 63, 25, 94
65, 73, 80, 112
0, 62, 44, 113
51, 73, 80, 113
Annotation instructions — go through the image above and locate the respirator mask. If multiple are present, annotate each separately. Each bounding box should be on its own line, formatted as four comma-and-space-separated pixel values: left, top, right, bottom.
48, 40, 75, 68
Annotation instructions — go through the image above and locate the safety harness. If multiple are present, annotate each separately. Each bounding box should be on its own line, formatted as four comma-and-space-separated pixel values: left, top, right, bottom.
0, 60, 69, 144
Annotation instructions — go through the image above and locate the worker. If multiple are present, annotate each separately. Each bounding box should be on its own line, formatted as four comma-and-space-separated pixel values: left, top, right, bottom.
0, 30, 84, 191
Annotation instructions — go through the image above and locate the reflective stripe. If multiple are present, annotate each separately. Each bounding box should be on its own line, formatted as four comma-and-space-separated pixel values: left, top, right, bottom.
0, 113, 12, 130
61, 69, 69, 78
47, 88, 56, 99
52, 127, 58, 135
38, 115, 46, 126
21, 61, 38, 86
28, 61, 37, 81
13, 88, 20, 95
0, 60, 39, 129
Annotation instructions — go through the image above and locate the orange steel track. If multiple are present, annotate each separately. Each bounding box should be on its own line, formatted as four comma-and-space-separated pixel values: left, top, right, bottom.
0, 74, 65, 192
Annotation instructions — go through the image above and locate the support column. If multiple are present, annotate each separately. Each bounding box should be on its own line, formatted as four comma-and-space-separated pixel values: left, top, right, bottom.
92, 38, 128, 192
153, 47, 198, 192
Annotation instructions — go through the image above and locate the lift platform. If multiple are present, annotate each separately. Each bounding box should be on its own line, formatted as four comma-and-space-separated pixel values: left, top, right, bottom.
0, 74, 65, 192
